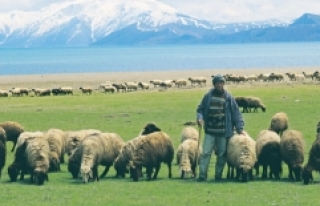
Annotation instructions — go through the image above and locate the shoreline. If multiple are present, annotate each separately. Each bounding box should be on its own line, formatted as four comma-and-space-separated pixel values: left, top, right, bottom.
0, 67, 319, 89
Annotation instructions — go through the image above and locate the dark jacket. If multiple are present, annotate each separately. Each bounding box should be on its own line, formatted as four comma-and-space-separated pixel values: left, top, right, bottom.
196, 88, 244, 137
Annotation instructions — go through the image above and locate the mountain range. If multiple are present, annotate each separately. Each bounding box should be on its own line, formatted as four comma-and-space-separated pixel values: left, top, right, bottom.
0, 0, 319, 47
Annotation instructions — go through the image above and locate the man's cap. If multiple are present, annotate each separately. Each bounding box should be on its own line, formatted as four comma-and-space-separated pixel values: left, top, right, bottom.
212, 74, 225, 84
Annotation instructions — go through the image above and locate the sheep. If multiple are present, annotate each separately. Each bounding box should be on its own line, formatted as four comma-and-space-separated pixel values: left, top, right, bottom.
246, 96, 266, 113
301, 138, 320, 185
10, 88, 22, 97
255, 130, 282, 180
173, 79, 188, 87
47, 128, 66, 163
160, 80, 173, 89
45, 129, 66, 172
188, 77, 206, 86
150, 79, 162, 88
112, 83, 127, 92
268, 73, 284, 82
79, 87, 93, 95
176, 139, 201, 179
302, 71, 314, 80
226, 132, 257, 182
80, 132, 125, 183
65, 129, 101, 156
280, 130, 305, 181
114, 123, 161, 178
7, 131, 45, 182
0, 127, 6, 178
269, 112, 289, 136
129, 131, 174, 181
125, 82, 138, 92
25, 135, 50, 185
59, 86, 73, 95
0, 121, 24, 152
257, 73, 270, 82
246, 74, 258, 83
138, 82, 150, 90
51, 88, 62, 96
38, 88, 51, 97
68, 145, 82, 179
0, 89, 9, 97
103, 86, 116, 94
235, 97, 250, 113
180, 126, 199, 143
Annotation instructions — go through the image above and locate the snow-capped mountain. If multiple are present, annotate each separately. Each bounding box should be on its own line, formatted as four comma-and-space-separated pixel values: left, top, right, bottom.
0, 0, 312, 47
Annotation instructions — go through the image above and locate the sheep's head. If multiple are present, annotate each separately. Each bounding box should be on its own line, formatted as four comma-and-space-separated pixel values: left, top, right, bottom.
261, 105, 266, 112
114, 156, 127, 178
129, 161, 142, 182
8, 164, 20, 182
80, 165, 93, 183
68, 161, 80, 179
140, 123, 161, 135
49, 156, 60, 172
302, 165, 313, 185
34, 168, 48, 185
317, 121, 320, 134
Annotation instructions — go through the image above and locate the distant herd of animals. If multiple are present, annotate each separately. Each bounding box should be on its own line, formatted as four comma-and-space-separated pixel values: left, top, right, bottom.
0, 70, 319, 97
0, 112, 320, 185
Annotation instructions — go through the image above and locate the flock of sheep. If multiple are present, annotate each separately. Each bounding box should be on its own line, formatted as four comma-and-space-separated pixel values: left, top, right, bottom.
0, 111, 319, 185
0, 77, 207, 97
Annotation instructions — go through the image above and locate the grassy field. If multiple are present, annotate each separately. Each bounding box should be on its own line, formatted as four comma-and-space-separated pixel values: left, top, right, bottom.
0, 83, 320, 206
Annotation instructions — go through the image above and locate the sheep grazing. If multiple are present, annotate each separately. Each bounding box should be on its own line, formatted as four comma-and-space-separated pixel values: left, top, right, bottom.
255, 130, 282, 180
176, 139, 201, 179
180, 126, 199, 143
280, 130, 305, 181
269, 112, 289, 136
235, 97, 250, 113
227, 132, 257, 182
7, 131, 44, 182
25, 135, 50, 185
45, 129, 66, 172
68, 145, 82, 179
247, 97, 266, 113
130, 132, 174, 182
80, 132, 125, 183
0, 127, 6, 178
138, 82, 150, 90
114, 123, 161, 178
65, 129, 101, 156
79, 87, 93, 95
0, 121, 24, 152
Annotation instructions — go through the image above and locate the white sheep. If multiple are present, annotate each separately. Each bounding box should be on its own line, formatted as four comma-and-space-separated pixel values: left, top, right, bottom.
176, 139, 201, 179
280, 129, 305, 181
45, 129, 66, 172
80, 132, 125, 183
227, 132, 257, 182
25, 135, 50, 185
255, 130, 282, 180
269, 112, 289, 136
180, 126, 199, 143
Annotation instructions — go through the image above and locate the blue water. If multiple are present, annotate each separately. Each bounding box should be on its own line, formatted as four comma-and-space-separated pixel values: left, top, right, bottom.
0, 42, 319, 75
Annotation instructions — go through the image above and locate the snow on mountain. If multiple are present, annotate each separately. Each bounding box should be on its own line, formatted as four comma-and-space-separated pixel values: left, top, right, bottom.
0, 0, 292, 47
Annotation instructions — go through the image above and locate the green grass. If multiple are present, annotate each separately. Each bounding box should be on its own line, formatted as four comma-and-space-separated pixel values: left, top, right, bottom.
0, 84, 319, 206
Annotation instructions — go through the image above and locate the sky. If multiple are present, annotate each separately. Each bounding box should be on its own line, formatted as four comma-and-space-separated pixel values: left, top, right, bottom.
0, 0, 320, 23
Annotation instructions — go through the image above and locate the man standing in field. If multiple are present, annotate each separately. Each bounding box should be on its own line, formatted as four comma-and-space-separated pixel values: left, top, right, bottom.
196, 74, 244, 182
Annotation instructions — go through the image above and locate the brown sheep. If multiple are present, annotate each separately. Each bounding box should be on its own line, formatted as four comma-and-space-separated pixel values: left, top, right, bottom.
129, 132, 174, 181
0, 121, 24, 152
302, 138, 320, 185
0, 127, 6, 178
269, 112, 289, 136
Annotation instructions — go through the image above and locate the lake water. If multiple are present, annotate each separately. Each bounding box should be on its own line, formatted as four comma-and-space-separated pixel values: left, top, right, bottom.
0, 42, 319, 75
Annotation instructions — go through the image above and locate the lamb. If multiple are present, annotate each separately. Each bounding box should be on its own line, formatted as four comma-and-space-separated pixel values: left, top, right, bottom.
255, 130, 282, 180
65, 129, 101, 156
129, 131, 174, 181
0, 121, 24, 152
114, 123, 161, 178
0, 127, 6, 178
246, 96, 266, 112
25, 135, 50, 185
45, 129, 66, 172
280, 130, 305, 181
226, 132, 257, 182
7, 132, 45, 182
176, 139, 201, 179
301, 138, 320, 185
269, 112, 289, 136
80, 132, 125, 183
79, 87, 93, 95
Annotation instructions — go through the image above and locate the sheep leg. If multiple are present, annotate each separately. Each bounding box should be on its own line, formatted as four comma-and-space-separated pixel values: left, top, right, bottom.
293, 167, 301, 182
249, 169, 254, 181
92, 167, 99, 182
227, 165, 231, 179
167, 163, 172, 178
146, 167, 153, 181
99, 165, 110, 178
152, 163, 161, 180
236, 168, 241, 181
11, 141, 17, 152
254, 163, 259, 176
288, 166, 294, 180
262, 164, 268, 179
